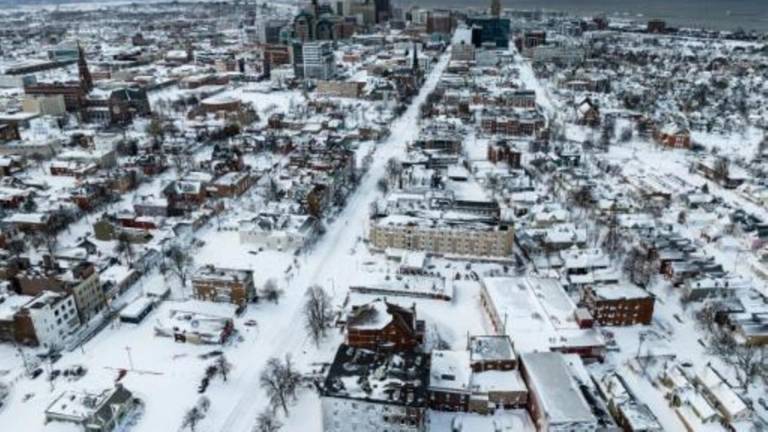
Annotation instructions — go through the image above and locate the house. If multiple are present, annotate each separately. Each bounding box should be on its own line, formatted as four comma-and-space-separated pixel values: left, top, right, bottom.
345, 299, 425, 351
45, 384, 139, 432
595, 372, 663, 432
661, 365, 724, 430
321, 344, 430, 432
691, 366, 750, 423
683, 275, 751, 302
654, 123, 691, 149
191, 266, 256, 308
576, 98, 600, 127
209, 171, 255, 198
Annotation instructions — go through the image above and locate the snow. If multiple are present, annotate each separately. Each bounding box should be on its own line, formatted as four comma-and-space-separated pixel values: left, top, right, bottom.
430, 350, 471, 393
520, 352, 596, 426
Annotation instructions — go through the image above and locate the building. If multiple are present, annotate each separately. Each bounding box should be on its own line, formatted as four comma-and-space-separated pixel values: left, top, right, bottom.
16, 291, 80, 350
24, 43, 93, 113
520, 352, 599, 431
154, 303, 235, 345
191, 265, 256, 308
450, 40, 475, 62
303, 41, 336, 80
322, 344, 430, 432
480, 277, 606, 359
582, 285, 655, 326
18, 262, 105, 323
429, 337, 528, 414
0, 123, 20, 142
468, 335, 517, 372
45, 384, 139, 432
654, 123, 691, 149
85, 86, 151, 126
238, 213, 317, 251
316, 81, 365, 98
22, 94, 67, 116
490, 0, 501, 17
345, 299, 425, 351
595, 372, 664, 432
647, 19, 667, 33
466, 16, 511, 48
370, 216, 514, 257
429, 350, 472, 412
426, 10, 455, 36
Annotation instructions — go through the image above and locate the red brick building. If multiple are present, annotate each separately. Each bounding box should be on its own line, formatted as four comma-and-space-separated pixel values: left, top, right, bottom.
345, 299, 425, 351
582, 285, 655, 326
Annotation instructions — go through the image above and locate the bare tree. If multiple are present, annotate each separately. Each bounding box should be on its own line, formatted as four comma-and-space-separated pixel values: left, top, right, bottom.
708, 330, 767, 389
385, 158, 402, 183
303, 285, 334, 346
216, 355, 232, 382
146, 117, 165, 145
262, 278, 283, 304
713, 157, 730, 183
115, 232, 134, 265
254, 408, 282, 432
601, 205, 624, 260
260, 355, 302, 416
181, 397, 209, 432
167, 245, 193, 290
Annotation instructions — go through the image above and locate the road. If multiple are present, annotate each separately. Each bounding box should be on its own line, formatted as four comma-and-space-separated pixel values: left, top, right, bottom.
215, 51, 451, 432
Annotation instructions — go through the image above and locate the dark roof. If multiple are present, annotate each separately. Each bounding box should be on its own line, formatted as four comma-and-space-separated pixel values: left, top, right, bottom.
323, 344, 430, 408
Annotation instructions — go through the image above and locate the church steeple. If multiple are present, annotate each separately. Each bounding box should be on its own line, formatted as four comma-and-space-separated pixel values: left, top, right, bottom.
77, 42, 93, 93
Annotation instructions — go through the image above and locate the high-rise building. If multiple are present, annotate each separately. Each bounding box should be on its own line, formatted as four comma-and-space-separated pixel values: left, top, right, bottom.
374, 0, 391, 23
491, 0, 501, 17
302, 41, 336, 80
466, 15, 510, 48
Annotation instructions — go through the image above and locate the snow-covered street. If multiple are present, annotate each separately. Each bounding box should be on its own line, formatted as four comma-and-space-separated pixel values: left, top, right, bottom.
213, 52, 451, 432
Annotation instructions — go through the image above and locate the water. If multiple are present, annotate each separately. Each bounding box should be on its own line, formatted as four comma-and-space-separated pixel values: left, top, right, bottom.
400, 0, 768, 32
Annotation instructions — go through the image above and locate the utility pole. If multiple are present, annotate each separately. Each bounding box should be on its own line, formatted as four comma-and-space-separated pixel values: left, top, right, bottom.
125, 346, 134, 371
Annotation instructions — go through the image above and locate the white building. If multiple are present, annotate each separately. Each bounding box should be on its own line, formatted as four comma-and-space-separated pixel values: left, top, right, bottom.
21, 291, 80, 350
238, 213, 317, 251
303, 42, 336, 80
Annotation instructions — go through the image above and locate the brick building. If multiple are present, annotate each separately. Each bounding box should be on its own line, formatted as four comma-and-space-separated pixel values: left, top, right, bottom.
191, 266, 256, 308
345, 299, 425, 351
582, 285, 655, 326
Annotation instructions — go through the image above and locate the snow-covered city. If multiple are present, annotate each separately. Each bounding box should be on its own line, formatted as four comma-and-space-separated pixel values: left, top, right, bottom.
0, 0, 767, 431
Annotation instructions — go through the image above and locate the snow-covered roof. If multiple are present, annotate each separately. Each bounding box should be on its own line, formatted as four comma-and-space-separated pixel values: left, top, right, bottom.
520, 352, 597, 427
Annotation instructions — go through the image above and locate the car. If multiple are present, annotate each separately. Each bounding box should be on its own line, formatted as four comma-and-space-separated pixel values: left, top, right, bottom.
244, 320, 258, 327
30, 368, 43, 379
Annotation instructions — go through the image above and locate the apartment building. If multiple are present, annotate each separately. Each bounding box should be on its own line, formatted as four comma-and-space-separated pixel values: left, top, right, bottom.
370, 215, 513, 257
